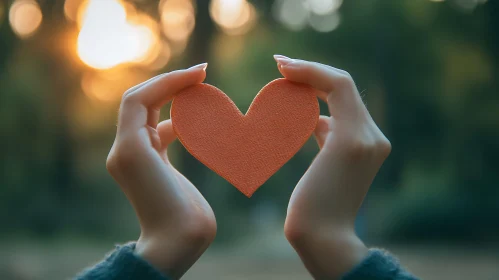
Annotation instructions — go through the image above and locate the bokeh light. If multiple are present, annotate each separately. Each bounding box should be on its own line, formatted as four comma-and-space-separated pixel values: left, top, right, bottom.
308, 11, 341, 32
212, 32, 246, 64
136, 39, 172, 71
76, 0, 159, 70
128, 13, 162, 64
273, 0, 309, 31
452, 0, 488, 12
159, 0, 196, 42
169, 38, 190, 56
81, 71, 117, 102
210, 0, 257, 35
306, 0, 342, 16
273, 0, 343, 32
1, 1, 499, 278
145, 40, 172, 70
9, 0, 43, 39
64, 0, 84, 22
81, 69, 149, 102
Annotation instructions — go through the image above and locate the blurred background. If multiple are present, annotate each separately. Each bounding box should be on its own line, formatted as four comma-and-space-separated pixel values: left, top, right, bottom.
0, 0, 498, 279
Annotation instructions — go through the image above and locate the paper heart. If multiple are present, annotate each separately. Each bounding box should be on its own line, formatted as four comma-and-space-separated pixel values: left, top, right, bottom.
171, 78, 319, 197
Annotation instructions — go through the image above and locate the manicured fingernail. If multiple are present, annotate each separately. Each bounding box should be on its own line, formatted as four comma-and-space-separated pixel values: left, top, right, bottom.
274, 54, 293, 66
188, 62, 208, 71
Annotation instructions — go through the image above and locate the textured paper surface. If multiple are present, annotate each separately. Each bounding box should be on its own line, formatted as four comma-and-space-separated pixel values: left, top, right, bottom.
171, 78, 320, 197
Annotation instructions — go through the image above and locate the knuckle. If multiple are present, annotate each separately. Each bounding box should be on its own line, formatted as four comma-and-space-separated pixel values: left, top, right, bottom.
121, 90, 131, 102
344, 139, 375, 160
336, 72, 354, 87
121, 90, 138, 105
122, 88, 134, 98
301, 62, 317, 76
340, 69, 352, 78
342, 132, 392, 162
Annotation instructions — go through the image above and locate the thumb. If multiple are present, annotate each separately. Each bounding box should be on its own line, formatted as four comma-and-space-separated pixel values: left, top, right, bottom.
314, 116, 331, 149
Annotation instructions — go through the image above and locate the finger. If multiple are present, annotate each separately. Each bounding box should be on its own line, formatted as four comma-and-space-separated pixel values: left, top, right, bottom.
147, 109, 160, 129
124, 75, 168, 128
314, 116, 331, 149
274, 55, 364, 119
157, 119, 177, 152
131, 63, 207, 108
124, 72, 168, 96
274, 55, 351, 98
118, 63, 207, 135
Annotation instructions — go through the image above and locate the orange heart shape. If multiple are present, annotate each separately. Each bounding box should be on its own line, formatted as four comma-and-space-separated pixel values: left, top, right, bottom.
171, 78, 320, 197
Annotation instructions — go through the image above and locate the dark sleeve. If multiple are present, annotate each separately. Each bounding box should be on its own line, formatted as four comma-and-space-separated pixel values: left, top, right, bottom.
341, 249, 419, 280
75, 242, 169, 280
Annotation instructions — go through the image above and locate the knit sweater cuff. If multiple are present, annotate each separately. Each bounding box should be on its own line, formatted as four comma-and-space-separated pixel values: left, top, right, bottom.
75, 242, 169, 280
341, 248, 419, 280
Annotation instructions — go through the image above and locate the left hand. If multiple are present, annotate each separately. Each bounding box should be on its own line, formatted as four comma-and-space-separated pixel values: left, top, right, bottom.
106, 64, 216, 279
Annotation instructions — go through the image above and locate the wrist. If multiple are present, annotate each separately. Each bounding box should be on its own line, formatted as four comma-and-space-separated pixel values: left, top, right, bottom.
285, 220, 368, 279
135, 220, 216, 279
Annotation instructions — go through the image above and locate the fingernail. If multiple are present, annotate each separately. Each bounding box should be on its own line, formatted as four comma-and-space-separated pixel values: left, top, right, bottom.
274, 54, 293, 66
188, 62, 208, 71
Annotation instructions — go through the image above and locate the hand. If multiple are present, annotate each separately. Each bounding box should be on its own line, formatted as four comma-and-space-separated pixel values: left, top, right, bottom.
274, 56, 392, 279
105, 64, 217, 279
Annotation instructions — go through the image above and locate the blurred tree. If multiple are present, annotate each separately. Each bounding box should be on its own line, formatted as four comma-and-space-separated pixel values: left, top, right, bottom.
0, 0, 497, 244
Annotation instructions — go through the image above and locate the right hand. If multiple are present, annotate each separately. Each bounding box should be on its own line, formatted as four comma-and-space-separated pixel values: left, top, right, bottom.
105, 63, 217, 279
275, 56, 392, 279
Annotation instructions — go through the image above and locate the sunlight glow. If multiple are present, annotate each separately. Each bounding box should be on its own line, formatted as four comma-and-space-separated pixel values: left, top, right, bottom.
81, 72, 117, 102
210, 0, 257, 35
9, 0, 43, 39
145, 41, 172, 70
76, 0, 159, 70
160, 0, 196, 42
64, 0, 84, 22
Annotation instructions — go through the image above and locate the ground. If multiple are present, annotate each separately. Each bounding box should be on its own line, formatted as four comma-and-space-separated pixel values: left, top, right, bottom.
1, 238, 498, 280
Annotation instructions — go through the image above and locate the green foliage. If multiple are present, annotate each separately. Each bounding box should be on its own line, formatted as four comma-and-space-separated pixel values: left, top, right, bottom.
0, 0, 497, 243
